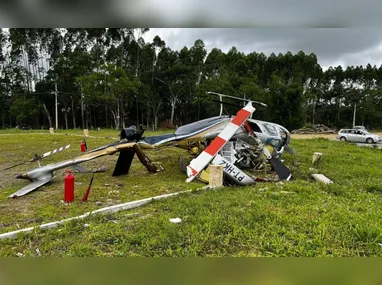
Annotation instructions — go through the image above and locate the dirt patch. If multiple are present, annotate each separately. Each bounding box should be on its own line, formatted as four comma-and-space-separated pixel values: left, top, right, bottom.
292, 133, 337, 140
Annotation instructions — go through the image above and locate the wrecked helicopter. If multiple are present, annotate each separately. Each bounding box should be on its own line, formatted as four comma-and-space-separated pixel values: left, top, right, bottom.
4, 91, 295, 198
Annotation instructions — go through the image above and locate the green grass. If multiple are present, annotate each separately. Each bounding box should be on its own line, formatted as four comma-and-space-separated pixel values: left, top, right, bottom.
0, 130, 382, 256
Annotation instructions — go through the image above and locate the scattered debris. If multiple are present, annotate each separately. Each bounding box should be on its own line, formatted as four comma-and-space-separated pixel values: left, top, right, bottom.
311, 174, 333, 184
258, 187, 269, 192
108, 190, 120, 196
292, 124, 336, 134
279, 190, 295, 194
169, 218, 182, 224
35, 248, 41, 256
84, 223, 90, 228
16, 252, 23, 257
60, 200, 72, 206
123, 212, 140, 218
312, 152, 322, 165
95, 201, 102, 206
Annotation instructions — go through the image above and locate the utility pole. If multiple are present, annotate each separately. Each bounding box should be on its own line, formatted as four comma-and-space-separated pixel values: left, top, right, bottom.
55, 82, 58, 130
80, 82, 85, 129
352, 102, 356, 127
136, 37, 141, 127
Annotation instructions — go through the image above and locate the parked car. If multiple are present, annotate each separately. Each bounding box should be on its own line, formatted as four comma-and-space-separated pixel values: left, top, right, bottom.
337, 129, 381, 143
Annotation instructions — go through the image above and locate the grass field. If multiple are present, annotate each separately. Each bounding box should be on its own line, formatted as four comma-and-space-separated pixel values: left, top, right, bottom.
0, 128, 382, 256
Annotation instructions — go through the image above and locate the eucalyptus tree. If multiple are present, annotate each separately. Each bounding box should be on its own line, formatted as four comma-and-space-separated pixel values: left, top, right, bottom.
77, 63, 140, 130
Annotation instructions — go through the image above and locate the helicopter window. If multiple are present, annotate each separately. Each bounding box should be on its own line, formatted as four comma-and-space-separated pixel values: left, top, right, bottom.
263, 123, 278, 136
247, 122, 262, 133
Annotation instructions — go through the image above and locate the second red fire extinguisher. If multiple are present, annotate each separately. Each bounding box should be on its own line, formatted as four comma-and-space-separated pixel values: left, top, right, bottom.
64, 170, 75, 203
80, 138, 87, 152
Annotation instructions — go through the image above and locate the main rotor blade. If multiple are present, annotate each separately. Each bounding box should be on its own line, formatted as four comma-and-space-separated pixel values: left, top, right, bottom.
207, 91, 268, 107
9, 178, 53, 198
186, 101, 256, 182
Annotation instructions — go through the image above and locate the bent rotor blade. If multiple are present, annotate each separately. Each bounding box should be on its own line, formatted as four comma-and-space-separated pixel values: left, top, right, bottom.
263, 147, 293, 181
186, 101, 256, 182
269, 158, 293, 181
9, 178, 53, 198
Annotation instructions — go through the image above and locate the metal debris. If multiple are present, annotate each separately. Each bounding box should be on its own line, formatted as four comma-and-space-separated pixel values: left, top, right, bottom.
312, 152, 322, 165
311, 174, 333, 184
169, 218, 182, 224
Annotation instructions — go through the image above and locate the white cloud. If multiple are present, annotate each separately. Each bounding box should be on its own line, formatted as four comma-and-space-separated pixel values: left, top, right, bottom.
143, 28, 382, 70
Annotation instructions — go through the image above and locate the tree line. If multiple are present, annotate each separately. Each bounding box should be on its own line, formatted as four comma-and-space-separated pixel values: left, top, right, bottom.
0, 28, 381, 132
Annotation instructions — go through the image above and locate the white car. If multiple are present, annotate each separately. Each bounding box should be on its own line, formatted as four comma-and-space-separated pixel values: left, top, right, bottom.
337, 129, 381, 144
353, 126, 368, 132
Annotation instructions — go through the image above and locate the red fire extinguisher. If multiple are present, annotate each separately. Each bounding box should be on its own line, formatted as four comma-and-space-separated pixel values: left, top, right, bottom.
64, 170, 75, 202
80, 138, 87, 152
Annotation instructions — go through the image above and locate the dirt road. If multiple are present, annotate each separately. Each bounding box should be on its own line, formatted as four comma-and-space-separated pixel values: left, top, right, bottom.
291, 132, 382, 140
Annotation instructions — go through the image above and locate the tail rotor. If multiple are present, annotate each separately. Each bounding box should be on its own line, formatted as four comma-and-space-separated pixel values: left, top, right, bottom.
1, 144, 71, 172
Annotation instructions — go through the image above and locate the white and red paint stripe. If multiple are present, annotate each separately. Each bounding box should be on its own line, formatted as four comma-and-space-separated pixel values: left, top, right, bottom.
41, 144, 71, 158
186, 102, 256, 182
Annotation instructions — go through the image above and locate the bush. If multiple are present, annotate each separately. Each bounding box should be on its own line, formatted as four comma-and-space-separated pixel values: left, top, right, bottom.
160, 119, 176, 129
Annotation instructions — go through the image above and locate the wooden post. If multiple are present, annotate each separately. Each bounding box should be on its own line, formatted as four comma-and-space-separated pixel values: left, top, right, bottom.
209, 165, 223, 188
49, 127, 54, 134
84, 129, 89, 137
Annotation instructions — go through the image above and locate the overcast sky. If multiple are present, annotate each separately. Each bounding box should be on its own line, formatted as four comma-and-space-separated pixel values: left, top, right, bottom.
1, 0, 381, 70
143, 28, 382, 71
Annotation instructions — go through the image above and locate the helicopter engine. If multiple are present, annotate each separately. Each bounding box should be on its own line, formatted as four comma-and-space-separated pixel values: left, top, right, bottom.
218, 136, 266, 170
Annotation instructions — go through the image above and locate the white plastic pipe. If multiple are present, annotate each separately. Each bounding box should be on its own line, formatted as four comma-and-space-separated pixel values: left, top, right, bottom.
0, 190, 194, 241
